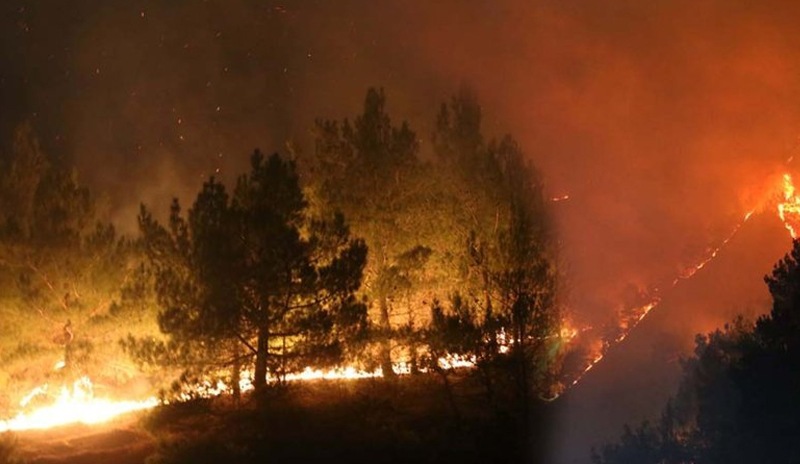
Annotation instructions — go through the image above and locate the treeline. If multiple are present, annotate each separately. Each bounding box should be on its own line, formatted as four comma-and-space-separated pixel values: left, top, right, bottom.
0, 88, 564, 419
594, 240, 800, 464
0, 122, 158, 411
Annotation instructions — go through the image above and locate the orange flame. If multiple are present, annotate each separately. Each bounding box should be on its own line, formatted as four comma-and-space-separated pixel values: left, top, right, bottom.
778, 173, 800, 239
0, 355, 486, 431
0, 377, 158, 432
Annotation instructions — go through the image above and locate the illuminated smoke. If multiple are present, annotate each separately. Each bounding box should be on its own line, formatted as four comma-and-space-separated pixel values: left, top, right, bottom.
549, 168, 800, 399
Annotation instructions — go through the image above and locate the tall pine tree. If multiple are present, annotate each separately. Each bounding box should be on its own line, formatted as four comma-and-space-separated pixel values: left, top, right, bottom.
134, 151, 368, 395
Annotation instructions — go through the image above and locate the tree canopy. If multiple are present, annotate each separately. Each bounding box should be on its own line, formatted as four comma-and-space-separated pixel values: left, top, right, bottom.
311, 88, 560, 390
132, 151, 368, 395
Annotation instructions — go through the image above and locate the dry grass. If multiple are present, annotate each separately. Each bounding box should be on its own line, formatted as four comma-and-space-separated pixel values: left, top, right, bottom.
9, 372, 548, 464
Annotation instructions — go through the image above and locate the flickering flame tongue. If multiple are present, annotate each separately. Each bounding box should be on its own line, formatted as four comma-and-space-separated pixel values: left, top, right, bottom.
778, 173, 800, 239
0, 360, 483, 432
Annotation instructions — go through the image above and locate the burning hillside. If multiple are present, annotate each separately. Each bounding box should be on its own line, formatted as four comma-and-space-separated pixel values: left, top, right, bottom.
550, 171, 800, 463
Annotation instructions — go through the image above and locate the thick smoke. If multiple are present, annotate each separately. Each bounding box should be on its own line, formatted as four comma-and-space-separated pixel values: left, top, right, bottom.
5, 0, 797, 311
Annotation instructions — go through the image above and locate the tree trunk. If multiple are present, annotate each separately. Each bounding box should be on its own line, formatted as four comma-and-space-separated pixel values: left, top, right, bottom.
253, 325, 269, 392
231, 340, 241, 403
512, 298, 531, 421
437, 367, 461, 422
408, 311, 419, 375
379, 296, 395, 379
479, 362, 497, 413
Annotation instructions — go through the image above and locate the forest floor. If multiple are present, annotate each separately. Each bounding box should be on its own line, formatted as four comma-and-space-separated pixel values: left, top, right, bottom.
14, 416, 154, 464
11, 373, 546, 464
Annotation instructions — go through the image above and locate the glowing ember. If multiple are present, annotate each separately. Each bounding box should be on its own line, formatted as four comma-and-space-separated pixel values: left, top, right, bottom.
1, 353, 486, 432
0, 377, 158, 432
559, 323, 579, 341
437, 353, 477, 370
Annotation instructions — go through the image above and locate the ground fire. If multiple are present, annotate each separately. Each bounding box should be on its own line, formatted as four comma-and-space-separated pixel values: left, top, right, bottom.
546, 168, 800, 398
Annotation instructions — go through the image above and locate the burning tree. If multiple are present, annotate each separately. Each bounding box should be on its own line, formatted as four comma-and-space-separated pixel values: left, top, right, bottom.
130, 151, 368, 396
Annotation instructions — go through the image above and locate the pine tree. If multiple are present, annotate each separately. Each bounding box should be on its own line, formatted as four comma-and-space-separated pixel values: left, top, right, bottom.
135, 151, 368, 395
596, 239, 800, 464
312, 88, 431, 377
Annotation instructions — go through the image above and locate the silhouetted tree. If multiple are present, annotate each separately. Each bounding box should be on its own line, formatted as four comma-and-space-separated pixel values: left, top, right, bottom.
423, 297, 482, 419
595, 239, 800, 464
312, 88, 433, 377
313, 87, 561, 391
134, 151, 368, 395
434, 91, 560, 416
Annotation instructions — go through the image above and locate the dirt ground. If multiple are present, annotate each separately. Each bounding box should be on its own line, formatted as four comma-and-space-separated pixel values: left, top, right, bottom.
14, 414, 154, 464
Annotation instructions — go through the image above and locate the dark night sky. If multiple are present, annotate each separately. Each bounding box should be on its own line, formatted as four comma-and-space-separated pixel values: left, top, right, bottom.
0, 0, 450, 225
4, 1, 800, 461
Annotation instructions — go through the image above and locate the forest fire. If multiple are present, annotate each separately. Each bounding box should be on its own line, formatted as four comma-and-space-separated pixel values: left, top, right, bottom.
4, 170, 799, 429
556, 169, 800, 397
7, 3, 800, 463
0, 358, 482, 432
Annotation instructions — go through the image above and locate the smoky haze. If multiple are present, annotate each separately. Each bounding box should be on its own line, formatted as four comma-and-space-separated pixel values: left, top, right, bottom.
3, 0, 800, 461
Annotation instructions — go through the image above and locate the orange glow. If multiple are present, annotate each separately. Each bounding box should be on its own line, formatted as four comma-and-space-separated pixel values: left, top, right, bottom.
8, 167, 790, 420
10, 172, 795, 422
557, 170, 800, 398
559, 322, 579, 341
0, 356, 482, 431
278, 366, 382, 382
0, 377, 158, 432
553, 202, 764, 399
